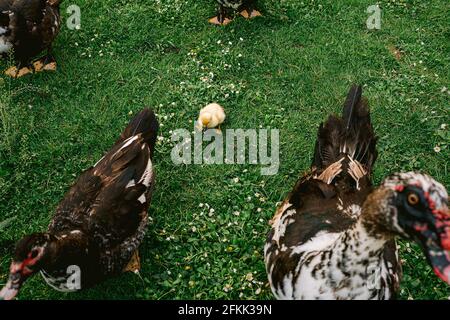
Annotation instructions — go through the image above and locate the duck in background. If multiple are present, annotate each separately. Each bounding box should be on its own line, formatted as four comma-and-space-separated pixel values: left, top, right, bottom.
209, 0, 261, 26
265, 85, 450, 299
0, 0, 62, 78
0, 109, 159, 300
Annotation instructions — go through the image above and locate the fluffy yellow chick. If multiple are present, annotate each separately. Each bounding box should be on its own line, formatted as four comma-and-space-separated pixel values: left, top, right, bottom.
197, 103, 226, 130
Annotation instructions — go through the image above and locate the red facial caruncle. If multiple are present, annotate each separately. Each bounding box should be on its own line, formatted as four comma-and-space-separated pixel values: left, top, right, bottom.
11, 249, 42, 276
423, 191, 450, 250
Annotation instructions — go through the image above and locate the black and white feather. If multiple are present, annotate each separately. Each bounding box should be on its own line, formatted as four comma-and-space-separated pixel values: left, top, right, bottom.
264, 85, 399, 300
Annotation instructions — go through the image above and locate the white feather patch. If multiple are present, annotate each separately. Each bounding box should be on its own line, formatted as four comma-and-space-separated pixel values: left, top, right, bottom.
289, 231, 340, 255
137, 193, 146, 204
119, 135, 139, 152
138, 158, 153, 187
126, 179, 136, 188
0, 35, 12, 53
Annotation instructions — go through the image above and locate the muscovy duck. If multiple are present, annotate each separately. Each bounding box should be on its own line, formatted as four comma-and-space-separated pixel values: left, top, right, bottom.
0, 108, 159, 300
0, 0, 62, 78
264, 85, 450, 300
209, 0, 261, 25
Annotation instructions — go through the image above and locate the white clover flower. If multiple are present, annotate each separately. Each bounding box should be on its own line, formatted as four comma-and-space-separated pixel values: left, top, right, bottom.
434, 146, 441, 153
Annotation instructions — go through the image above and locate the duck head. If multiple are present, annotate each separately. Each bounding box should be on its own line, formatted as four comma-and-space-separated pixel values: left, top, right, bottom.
199, 112, 213, 129
377, 172, 450, 284
0, 233, 55, 300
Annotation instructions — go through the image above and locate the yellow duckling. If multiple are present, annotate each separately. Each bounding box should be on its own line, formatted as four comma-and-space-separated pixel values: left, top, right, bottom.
197, 103, 226, 131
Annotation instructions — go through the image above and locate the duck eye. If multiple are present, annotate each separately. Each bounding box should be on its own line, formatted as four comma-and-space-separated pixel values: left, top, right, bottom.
407, 193, 420, 206
30, 249, 39, 259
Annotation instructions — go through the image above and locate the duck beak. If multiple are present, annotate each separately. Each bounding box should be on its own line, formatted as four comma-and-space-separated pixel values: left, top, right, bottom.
0, 272, 23, 300
0, 261, 30, 300
426, 247, 450, 285
417, 206, 450, 285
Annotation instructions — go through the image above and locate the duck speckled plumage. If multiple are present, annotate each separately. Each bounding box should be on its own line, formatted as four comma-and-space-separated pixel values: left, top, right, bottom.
264, 85, 450, 300
0, 0, 61, 76
217, 0, 245, 9
0, 108, 159, 300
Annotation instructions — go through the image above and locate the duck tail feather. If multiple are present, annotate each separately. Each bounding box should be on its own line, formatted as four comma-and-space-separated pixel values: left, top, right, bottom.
312, 85, 377, 174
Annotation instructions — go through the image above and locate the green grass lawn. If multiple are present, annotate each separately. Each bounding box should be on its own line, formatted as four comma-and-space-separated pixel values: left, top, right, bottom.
0, 0, 449, 300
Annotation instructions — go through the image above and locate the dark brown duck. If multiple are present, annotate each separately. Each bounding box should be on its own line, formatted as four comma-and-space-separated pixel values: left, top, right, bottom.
0, 0, 61, 77
0, 109, 159, 300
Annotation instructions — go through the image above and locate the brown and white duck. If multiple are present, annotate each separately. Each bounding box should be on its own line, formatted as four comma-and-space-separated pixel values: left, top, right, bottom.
0, 108, 159, 300
264, 85, 450, 300
0, 0, 61, 78
209, 0, 261, 25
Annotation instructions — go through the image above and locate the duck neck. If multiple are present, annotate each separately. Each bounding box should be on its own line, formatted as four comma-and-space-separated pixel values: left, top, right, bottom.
333, 219, 389, 264
328, 191, 395, 280
324, 219, 392, 298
